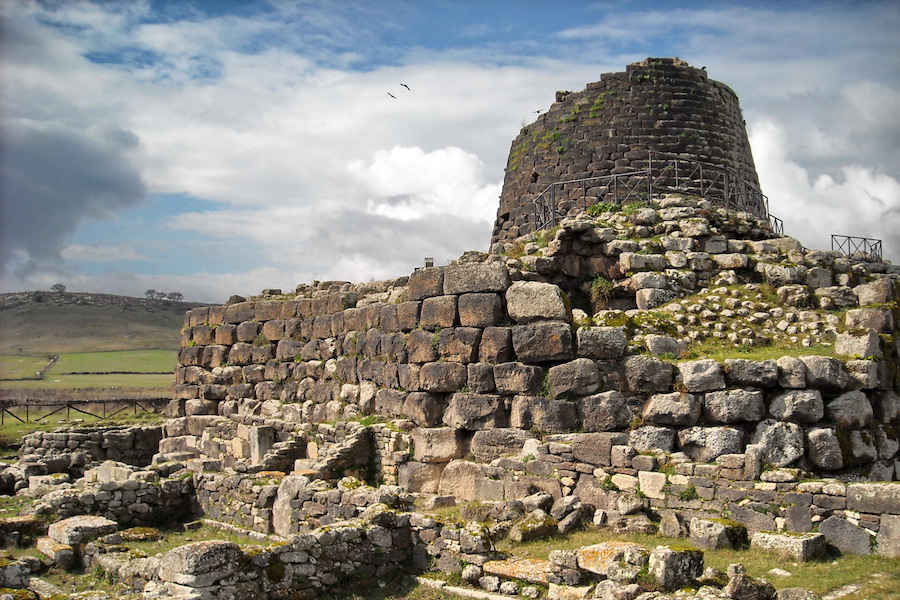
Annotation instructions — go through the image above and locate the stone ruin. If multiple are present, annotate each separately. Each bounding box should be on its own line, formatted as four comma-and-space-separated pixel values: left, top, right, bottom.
0, 58, 898, 600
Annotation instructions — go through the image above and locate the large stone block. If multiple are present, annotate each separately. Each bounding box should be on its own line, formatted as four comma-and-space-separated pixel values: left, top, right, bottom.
751, 420, 804, 467
506, 281, 569, 323
624, 356, 674, 392
577, 391, 631, 432
480, 327, 513, 363
576, 541, 646, 576
419, 362, 468, 392
677, 359, 725, 392
806, 428, 844, 471
689, 518, 748, 550
835, 329, 883, 359
801, 355, 848, 391
819, 516, 871, 555
826, 390, 873, 429
704, 389, 765, 423
438, 327, 482, 363
511, 396, 578, 434
577, 327, 627, 360
458, 293, 502, 327
438, 460, 505, 501
420, 295, 458, 329
512, 322, 574, 362
845, 308, 894, 333
648, 545, 704, 591
750, 532, 826, 562
769, 389, 824, 424
471, 428, 535, 462
493, 362, 542, 394
643, 392, 700, 426
408, 329, 439, 363
724, 359, 778, 388
677, 426, 743, 463
158, 540, 242, 588
876, 514, 900, 558
571, 432, 628, 466
776, 356, 807, 388
409, 267, 445, 300
398, 461, 444, 494
443, 393, 506, 430
443, 263, 510, 295
846, 482, 900, 514
548, 358, 600, 398
412, 427, 465, 463
403, 392, 445, 427
48, 515, 118, 545
629, 426, 676, 453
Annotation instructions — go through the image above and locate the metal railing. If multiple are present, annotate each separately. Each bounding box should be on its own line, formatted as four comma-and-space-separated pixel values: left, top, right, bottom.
529, 150, 769, 231
832, 234, 883, 262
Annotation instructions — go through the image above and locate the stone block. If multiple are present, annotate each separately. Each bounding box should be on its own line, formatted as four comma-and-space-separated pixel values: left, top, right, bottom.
644, 334, 686, 357
493, 362, 542, 394
777, 356, 807, 388
443, 263, 510, 295
750, 531, 826, 562
876, 514, 900, 558
801, 355, 848, 391
577, 391, 631, 432
467, 362, 496, 393
629, 426, 676, 453
577, 327, 627, 359
638, 471, 667, 500
826, 390, 873, 429
438, 327, 482, 363
806, 428, 844, 471
420, 295, 458, 329
443, 393, 506, 430
677, 426, 743, 463
48, 515, 118, 545
398, 462, 444, 494
412, 427, 465, 463
751, 419, 804, 468
643, 392, 700, 426
419, 362, 467, 392
855, 278, 895, 305
511, 395, 578, 434
724, 359, 778, 388
845, 307, 894, 333
479, 327, 513, 363
677, 359, 725, 392
571, 432, 628, 466
548, 358, 600, 398
471, 428, 534, 463
458, 293, 502, 327
819, 516, 871, 555
846, 482, 900, 514
624, 355, 674, 392
409, 267, 444, 300
158, 540, 242, 587
438, 460, 504, 501
407, 329, 439, 363
506, 281, 569, 323
36, 536, 76, 568
704, 389, 765, 423
649, 545, 704, 591
576, 541, 646, 576
689, 518, 748, 550
769, 389, 824, 424
402, 392, 445, 427
835, 329, 882, 359
512, 322, 574, 362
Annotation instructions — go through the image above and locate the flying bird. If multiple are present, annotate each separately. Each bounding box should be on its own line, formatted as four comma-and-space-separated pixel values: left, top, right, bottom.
401, 83, 411, 91
387, 92, 397, 99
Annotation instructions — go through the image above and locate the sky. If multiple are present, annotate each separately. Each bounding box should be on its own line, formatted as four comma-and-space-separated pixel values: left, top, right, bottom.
1, 0, 898, 303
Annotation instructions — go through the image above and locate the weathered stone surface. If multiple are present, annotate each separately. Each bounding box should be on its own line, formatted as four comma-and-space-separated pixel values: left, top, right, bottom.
420, 295, 458, 329
402, 392, 445, 427
800, 355, 848, 391
419, 362, 467, 392
458, 293, 503, 328
506, 281, 569, 323
642, 392, 700, 426
577, 327, 627, 359
577, 391, 631, 432
678, 426, 743, 463
398, 462, 444, 493
444, 263, 510, 295
438, 327, 482, 363
629, 426, 676, 453
723, 563, 777, 599
548, 358, 600, 398
472, 429, 534, 463
576, 541, 646, 576
443, 393, 506, 430
777, 284, 812, 307
644, 334, 686, 357
819, 516, 871, 556
876, 514, 900, 558
826, 390, 873, 429
483, 558, 554, 585
439, 460, 504, 501
689, 518, 748, 550
408, 267, 444, 301
846, 482, 900, 514
769, 389, 824, 424
855, 278, 895, 305
511, 396, 577, 434
638, 471, 667, 500
636, 288, 676, 310
805, 428, 843, 471
48, 515, 118, 545
678, 359, 725, 392
36, 536, 75, 568
751, 420, 804, 467
624, 356, 674, 392
571, 432, 628, 466
776, 356, 807, 389
835, 329, 883, 358
512, 322, 574, 362
493, 362, 542, 394
649, 545, 704, 591
704, 389, 765, 423
751, 532, 826, 562
508, 511, 558, 543
845, 307, 894, 333
412, 427, 465, 463
725, 359, 779, 388
480, 327, 513, 363
158, 540, 242, 587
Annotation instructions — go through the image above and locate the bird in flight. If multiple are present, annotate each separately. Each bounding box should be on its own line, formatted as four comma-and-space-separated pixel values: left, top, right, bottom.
388, 92, 397, 99
401, 83, 411, 91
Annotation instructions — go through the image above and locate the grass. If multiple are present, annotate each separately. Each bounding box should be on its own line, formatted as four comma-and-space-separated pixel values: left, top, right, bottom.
0, 408, 164, 450
0, 355, 51, 380
122, 522, 264, 557
54, 350, 177, 374
0, 495, 36, 518
0, 373, 173, 390
676, 340, 835, 362
496, 526, 900, 597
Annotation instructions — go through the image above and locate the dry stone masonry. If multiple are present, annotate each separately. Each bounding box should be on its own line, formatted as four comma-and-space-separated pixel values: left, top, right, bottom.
0, 58, 898, 600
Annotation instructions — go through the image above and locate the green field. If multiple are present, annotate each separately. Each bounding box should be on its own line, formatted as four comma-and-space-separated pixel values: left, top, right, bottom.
54, 349, 177, 374
0, 354, 51, 380
0, 373, 174, 390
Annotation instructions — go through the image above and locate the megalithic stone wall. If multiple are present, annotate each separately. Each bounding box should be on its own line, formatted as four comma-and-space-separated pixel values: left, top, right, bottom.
492, 57, 760, 245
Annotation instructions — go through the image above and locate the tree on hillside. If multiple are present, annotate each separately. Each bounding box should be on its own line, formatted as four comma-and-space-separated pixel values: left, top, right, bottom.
145, 289, 157, 300
167, 292, 184, 302
50, 283, 66, 294
154, 291, 167, 300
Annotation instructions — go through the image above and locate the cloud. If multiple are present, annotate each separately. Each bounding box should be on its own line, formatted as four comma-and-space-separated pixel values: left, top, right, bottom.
61, 244, 153, 263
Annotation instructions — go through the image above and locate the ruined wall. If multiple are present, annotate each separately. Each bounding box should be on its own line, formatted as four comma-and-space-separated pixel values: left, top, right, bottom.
492, 57, 760, 245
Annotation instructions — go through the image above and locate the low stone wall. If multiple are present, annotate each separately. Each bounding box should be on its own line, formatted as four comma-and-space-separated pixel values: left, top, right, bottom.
19, 425, 163, 471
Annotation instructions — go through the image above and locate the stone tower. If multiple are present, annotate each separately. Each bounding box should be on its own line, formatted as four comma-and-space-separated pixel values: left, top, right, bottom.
492, 58, 762, 246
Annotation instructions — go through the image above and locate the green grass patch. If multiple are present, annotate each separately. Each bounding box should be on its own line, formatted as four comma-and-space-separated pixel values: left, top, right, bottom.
678, 340, 834, 362
0, 495, 36, 519
0, 409, 164, 450
122, 522, 264, 558
496, 526, 900, 597
0, 355, 51, 380
54, 350, 177, 374
0, 373, 173, 390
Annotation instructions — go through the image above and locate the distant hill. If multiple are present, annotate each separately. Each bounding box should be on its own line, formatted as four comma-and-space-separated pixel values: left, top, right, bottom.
0, 292, 208, 354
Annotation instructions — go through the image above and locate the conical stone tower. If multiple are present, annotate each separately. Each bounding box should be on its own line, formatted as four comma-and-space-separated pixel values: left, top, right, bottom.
492, 57, 762, 246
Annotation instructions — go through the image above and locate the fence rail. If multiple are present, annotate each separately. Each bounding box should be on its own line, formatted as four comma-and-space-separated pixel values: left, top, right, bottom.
832, 234, 883, 262
530, 150, 769, 231
0, 398, 167, 424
